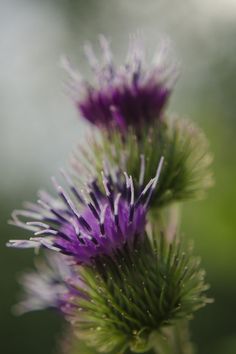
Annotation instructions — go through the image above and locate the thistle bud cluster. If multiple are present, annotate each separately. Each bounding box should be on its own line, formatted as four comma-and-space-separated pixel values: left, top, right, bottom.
7, 36, 213, 354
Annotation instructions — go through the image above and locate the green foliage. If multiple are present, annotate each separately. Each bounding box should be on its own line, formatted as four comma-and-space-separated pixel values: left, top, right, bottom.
68, 231, 210, 353
76, 116, 213, 210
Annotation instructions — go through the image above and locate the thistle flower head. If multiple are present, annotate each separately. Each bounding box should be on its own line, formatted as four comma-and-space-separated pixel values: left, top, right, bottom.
65, 232, 211, 353
11, 221, 211, 354
63, 35, 176, 134
77, 116, 213, 210
8, 158, 163, 264
14, 251, 81, 314
7, 32, 213, 354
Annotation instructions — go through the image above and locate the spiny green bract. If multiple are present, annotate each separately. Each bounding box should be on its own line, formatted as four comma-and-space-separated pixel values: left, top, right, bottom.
67, 232, 211, 353
75, 116, 213, 211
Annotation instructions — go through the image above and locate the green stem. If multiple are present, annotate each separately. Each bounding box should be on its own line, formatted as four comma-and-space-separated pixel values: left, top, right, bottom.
123, 322, 194, 354
150, 321, 195, 354
150, 203, 182, 243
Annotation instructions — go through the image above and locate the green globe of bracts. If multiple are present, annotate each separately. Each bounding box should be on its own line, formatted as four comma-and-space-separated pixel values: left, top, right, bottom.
66, 230, 211, 354
75, 116, 213, 212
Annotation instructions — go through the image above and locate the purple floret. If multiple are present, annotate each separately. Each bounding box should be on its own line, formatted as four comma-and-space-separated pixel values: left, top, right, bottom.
63, 35, 177, 133
8, 158, 164, 265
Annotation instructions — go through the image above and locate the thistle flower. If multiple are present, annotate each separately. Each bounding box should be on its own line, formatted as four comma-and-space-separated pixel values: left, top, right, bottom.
66, 231, 211, 353
14, 251, 81, 314
7, 158, 164, 264
8, 160, 211, 353
75, 116, 213, 210
6, 31, 214, 354
63, 35, 176, 134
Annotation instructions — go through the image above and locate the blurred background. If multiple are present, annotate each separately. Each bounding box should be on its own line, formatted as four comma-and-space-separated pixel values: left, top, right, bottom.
1, 0, 236, 353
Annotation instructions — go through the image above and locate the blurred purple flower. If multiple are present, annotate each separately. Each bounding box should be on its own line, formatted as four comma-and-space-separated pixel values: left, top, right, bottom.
63, 35, 177, 134
8, 158, 164, 264
14, 251, 83, 314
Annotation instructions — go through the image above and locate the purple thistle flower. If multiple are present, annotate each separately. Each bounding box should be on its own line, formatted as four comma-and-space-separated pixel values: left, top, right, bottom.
8, 158, 164, 265
63, 35, 177, 134
13, 251, 83, 314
